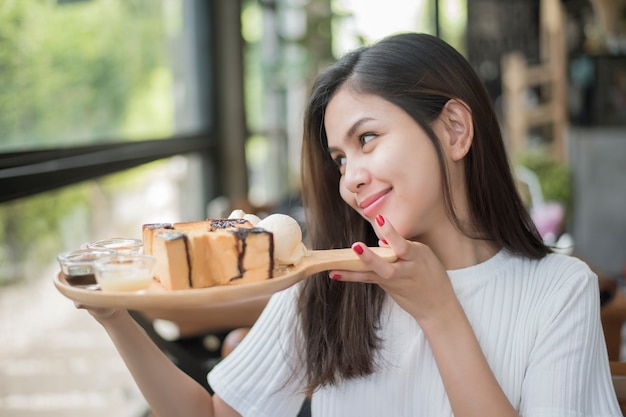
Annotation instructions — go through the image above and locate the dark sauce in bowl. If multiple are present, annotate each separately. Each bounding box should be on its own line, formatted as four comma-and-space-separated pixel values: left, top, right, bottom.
64, 273, 97, 286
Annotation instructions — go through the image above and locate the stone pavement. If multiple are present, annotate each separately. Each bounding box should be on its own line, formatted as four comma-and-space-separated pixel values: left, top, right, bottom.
0, 263, 148, 417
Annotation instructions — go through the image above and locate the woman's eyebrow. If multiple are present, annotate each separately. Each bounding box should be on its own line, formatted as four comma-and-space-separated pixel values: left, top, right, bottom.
346, 117, 374, 139
326, 117, 375, 154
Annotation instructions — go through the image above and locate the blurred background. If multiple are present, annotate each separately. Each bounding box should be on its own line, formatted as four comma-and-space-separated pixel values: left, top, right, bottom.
0, 0, 624, 416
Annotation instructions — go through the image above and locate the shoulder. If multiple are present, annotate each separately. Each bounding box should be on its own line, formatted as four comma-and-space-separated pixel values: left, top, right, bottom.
538, 251, 592, 272
451, 250, 596, 299
538, 252, 596, 288
494, 251, 599, 309
508, 251, 600, 316
507, 250, 596, 286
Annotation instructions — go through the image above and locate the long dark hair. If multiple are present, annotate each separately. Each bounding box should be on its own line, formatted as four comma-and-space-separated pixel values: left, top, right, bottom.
297, 33, 549, 394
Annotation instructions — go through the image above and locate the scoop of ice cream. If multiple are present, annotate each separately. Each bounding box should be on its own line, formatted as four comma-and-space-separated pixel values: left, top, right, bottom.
256, 213, 307, 265
228, 209, 261, 226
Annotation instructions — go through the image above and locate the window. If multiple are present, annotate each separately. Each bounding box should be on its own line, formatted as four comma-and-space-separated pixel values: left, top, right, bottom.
0, 0, 227, 284
1, 0, 210, 152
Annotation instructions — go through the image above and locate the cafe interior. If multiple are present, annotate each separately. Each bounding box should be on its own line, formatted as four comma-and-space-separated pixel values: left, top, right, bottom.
0, 0, 625, 416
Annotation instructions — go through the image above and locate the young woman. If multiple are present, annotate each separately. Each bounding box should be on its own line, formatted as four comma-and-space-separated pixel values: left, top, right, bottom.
81, 33, 621, 417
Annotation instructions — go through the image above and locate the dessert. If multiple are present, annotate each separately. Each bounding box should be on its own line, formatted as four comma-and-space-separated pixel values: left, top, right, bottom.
145, 212, 305, 291
142, 223, 174, 256
142, 218, 254, 256
151, 232, 191, 290
257, 214, 307, 265
176, 218, 254, 232
227, 209, 262, 226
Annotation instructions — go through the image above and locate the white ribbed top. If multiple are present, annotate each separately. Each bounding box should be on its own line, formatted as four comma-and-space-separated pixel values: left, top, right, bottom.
208, 250, 622, 417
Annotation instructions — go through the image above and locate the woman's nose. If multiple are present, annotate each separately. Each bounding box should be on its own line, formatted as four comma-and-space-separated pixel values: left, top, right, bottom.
342, 159, 370, 192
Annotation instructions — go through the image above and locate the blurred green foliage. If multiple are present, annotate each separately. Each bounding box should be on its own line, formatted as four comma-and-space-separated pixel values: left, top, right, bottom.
520, 151, 572, 222
0, 0, 171, 284
0, 185, 92, 284
0, 0, 166, 150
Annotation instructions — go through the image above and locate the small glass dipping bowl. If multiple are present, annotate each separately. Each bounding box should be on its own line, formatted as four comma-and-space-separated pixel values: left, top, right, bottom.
57, 248, 116, 287
93, 254, 156, 292
88, 237, 143, 255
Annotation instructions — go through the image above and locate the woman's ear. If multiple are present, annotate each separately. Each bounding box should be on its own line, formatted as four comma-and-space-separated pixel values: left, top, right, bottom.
440, 99, 473, 162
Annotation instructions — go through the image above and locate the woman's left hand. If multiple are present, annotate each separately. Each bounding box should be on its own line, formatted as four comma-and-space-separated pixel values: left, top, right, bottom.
328, 214, 457, 324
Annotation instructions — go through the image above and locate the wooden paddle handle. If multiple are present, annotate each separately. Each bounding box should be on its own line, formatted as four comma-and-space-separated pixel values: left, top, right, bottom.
302, 247, 397, 276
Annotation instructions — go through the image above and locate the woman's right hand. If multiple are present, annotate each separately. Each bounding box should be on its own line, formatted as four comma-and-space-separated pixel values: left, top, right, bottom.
328, 214, 458, 325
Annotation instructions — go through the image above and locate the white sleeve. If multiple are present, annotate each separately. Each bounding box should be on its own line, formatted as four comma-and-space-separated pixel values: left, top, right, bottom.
207, 284, 307, 417
519, 259, 621, 417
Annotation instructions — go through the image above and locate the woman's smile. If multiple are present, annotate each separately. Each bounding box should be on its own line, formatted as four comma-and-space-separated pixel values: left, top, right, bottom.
358, 188, 391, 218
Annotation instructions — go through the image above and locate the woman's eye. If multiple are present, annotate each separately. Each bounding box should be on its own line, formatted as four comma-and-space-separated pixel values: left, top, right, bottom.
332, 154, 346, 169
359, 132, 376, 145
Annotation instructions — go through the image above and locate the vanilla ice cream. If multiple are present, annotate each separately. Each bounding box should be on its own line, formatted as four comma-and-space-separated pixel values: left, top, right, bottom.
257, 213, 307, 265
228, 209, 261, 226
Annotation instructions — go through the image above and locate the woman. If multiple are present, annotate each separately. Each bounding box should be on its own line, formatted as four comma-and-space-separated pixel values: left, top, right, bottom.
82, 33, 621, 416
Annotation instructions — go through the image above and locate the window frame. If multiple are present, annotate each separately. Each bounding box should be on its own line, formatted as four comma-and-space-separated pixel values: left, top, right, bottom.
0, 135, 214, 203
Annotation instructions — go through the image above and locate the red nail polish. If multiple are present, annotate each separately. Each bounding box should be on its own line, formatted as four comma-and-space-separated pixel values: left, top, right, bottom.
353, 244, 364, 255
376, 215, 385, 226
380, 239, 388, 245
330, 273, 342, 281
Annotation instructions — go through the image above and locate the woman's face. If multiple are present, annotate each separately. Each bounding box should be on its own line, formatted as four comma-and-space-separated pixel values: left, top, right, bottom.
324, 86, 449, 241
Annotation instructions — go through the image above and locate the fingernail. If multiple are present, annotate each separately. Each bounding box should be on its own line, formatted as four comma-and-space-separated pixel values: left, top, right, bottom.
376, 214, 385, 226
330, 273, 342, 281
353, 244, 364, 255
380, 239, 388, 245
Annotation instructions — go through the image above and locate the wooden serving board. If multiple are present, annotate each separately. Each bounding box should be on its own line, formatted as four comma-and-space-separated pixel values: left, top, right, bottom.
53, 247, 396, 324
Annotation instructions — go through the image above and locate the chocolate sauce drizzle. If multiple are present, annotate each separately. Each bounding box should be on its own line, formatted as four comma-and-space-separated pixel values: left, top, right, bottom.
183, 235, 192, 288
209, 218, 250, 230
159, 226, 275, 286
229, 227, 275, 282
